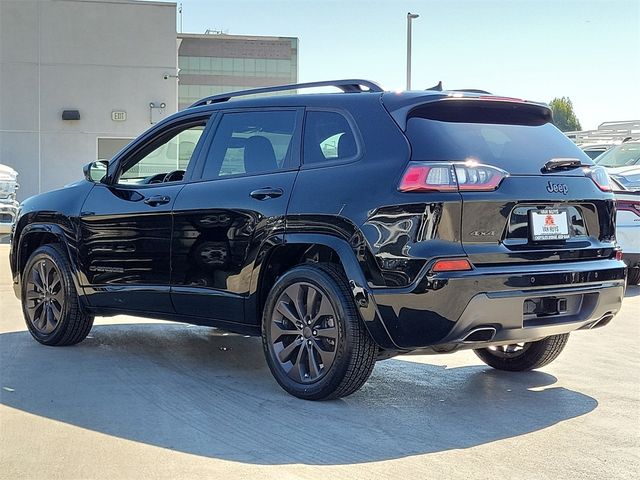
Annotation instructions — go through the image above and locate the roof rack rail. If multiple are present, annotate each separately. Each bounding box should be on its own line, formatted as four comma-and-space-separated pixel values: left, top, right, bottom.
188, 79, 384, 108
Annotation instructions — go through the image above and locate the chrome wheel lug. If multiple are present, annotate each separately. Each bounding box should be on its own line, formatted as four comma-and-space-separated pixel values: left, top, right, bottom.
312, 330, 317, 336
307, 340, 312, 346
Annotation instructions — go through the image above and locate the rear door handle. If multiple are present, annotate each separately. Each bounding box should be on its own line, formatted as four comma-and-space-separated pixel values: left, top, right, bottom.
250, 187, 284, 200
144, 195, 171, 206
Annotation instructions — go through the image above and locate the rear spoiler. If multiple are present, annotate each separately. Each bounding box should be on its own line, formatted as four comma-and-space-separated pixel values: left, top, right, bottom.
382, 93, 552, 130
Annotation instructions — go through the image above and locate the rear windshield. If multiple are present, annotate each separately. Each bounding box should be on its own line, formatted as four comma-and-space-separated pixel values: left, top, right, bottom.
595, 143, 640, 167
406, 117, 590, 175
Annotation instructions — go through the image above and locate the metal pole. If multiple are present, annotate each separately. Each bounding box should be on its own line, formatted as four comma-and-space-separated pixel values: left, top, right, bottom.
406, 12, 419, 91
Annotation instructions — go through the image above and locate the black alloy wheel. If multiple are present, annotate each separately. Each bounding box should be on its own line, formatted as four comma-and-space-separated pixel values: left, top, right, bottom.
262, 263, 377, 400
474, 334, 570, 371
22, 245, 94, 346
484, 342, 530, 359
25, 257, 65, 334
269, 282, 339, 383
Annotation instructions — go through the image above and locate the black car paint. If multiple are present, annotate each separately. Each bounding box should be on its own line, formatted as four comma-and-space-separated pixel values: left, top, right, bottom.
10, 90, 627, 354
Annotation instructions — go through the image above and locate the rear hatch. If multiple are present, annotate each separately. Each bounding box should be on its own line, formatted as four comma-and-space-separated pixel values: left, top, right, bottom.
398, 97, 617, 266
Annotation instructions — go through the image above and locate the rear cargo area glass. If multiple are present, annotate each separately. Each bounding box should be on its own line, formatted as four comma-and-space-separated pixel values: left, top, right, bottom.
406, 119, 590, 175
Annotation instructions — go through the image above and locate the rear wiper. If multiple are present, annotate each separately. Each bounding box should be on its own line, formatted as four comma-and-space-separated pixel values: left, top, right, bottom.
542, 158, 587, 173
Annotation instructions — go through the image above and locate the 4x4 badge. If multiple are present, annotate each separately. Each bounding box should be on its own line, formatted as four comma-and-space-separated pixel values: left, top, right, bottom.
470, 230, 496, 237
546, 181, 568, 195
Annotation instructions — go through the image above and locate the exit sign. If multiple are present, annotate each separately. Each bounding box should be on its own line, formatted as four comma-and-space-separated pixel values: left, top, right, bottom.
111, 111, 127, 122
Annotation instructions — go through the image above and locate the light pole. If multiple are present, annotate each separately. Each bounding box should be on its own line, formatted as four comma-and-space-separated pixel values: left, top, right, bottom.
406, 12, 419, 90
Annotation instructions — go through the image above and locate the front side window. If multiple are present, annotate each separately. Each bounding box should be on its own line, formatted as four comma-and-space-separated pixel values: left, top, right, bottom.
203, 110, 297, 179
303, 111, 358, 164
116, 121, 207, 185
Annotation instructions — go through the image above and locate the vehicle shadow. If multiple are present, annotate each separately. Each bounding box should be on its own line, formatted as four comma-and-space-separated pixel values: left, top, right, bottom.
0, 324, 597, 465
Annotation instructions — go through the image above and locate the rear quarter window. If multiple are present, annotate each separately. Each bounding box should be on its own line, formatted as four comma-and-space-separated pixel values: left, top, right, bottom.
303, 111, 358, 165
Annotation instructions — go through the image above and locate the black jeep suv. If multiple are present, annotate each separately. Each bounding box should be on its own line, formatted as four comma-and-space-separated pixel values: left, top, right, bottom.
10, 80, 627, 400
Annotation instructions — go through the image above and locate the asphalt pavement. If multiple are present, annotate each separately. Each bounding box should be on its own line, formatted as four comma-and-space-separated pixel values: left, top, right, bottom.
0, 244, 638, 479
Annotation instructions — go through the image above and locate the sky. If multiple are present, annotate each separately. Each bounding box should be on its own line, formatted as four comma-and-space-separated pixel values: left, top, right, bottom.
172, 0, 639, 130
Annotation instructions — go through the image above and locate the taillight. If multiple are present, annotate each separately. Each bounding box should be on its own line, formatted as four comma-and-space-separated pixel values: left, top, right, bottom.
432, 258, 473, 272
586, 165, 612, 192
617, 200, 640, 217
398, 163, 458, 192
399, 161, 508, 192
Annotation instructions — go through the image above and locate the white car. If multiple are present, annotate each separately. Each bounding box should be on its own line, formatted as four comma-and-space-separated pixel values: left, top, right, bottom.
610, 165, 640, 191
0, 164, 20, 236
612, 177, 640, 284
595, 141, 640, 182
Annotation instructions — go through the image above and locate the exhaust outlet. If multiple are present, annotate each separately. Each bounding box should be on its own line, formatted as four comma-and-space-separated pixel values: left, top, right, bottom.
591, 313, 614, 329
462, 326, 497, 343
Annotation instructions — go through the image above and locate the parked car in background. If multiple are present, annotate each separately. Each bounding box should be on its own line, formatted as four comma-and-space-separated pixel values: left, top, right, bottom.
581, 143, 613, 160
595, 141, 640, 172
611, 177, 640, 284
0, 164, 19, 237
609, 165, 640, 192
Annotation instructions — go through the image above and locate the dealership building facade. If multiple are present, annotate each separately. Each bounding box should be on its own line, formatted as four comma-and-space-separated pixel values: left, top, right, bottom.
0, 0, 298, 201
177, 33, 298, 110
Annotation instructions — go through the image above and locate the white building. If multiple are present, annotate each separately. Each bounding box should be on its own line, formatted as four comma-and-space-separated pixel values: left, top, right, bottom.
0, 0, 178, 200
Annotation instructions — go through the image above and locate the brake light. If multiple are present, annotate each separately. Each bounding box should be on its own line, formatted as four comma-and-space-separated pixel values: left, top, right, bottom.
617, 200, 640, 217
615, 250, 623, 261
399, 161, 508, 192
586, 165, 612, 192
432, 258, 473, 272
479, 95, 525, 103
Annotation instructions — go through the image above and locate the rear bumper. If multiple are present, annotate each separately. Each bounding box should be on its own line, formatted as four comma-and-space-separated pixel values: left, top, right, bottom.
369, 259, 626, 350
432, 282, 622, 350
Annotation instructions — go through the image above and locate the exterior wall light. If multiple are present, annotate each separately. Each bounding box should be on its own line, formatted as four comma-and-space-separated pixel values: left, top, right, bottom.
61, 110, 80, 120
149, 102, 167, 124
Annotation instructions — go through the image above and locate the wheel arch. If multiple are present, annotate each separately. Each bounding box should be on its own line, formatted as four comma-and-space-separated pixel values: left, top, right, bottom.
250, 233, 398, 349
14, 223, 82, 300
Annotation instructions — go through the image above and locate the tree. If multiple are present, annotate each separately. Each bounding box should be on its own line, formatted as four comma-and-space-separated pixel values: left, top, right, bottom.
549, 97, 582, 132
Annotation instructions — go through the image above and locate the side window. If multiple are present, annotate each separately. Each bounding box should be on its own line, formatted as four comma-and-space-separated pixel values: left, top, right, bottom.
303, 111, 358, 164
116, 121, 207, 185
203, 110, 297, 179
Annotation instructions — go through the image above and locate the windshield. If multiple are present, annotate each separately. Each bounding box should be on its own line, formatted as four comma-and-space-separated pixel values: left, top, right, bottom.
595, 143, 640, 167
583, 149, 607, 160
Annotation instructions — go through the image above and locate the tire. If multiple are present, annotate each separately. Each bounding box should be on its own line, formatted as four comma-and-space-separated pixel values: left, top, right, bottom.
473, 334, 569, 372
627, 266, 640, 286
262, 263, 377, 400
21, 244, 94, 346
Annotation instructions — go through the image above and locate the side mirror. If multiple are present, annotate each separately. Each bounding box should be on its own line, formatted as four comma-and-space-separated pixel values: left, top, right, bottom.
83, 160, 109, 183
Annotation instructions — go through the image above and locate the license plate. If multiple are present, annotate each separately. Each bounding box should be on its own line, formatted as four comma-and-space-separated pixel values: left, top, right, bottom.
529, 209, 570, 241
